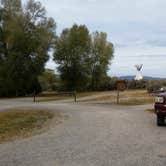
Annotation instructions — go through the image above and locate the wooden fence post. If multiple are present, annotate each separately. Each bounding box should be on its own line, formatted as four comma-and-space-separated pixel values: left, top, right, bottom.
33, 90, 36, 102
74, 91, 77, 102
117, 90, 120, 104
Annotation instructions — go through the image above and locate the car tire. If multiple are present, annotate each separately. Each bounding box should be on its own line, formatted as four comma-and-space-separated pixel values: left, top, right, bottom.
157, 115, 165, 126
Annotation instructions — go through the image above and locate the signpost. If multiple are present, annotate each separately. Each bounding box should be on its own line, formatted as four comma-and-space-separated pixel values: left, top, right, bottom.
116, 80, 126, 104
33, 90, 36, 102
73, 91, 77, 102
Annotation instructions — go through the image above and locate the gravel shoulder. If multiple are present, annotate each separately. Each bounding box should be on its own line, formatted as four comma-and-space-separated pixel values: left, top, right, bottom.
0, 99, 166, 166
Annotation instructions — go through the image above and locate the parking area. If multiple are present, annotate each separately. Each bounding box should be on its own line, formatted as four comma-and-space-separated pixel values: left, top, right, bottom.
0, 99, 165, 166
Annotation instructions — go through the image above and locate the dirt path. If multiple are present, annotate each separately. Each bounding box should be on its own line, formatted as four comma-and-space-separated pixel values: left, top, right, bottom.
0, 99, 166, 166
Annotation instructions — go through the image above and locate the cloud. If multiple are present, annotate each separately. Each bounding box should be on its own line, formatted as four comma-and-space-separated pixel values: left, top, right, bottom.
31, 0, 166, 47
41, 0, 166, 23
32, 0, 166, 77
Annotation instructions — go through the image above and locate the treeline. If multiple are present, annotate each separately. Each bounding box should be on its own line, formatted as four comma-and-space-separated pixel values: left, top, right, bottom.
0, 0, 55, 97
39, 72, 117, 92
0, 0, 164, 97
125, 79, 166, 93
54, 25, 114, 92
39, 71, 166, 93
0, 0, 114, 97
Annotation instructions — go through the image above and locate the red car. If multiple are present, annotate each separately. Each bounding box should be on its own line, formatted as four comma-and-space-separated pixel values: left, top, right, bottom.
155, 93, 166, 126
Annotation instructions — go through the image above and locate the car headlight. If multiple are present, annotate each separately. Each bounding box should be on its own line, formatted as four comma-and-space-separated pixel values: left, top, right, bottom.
155, 96, 164, 103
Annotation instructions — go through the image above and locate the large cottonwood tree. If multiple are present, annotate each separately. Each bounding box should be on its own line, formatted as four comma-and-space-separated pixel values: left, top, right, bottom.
54, 24, 91, 91
0, 0, 56, 96
89, 32, 114, 90
54, 24, 114, 91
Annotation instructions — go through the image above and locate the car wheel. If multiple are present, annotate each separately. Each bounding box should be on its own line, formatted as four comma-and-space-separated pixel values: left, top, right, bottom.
157, 115, 165, 126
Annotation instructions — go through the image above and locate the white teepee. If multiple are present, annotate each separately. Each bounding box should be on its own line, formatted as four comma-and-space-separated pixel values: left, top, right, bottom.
135, 64, 143, 80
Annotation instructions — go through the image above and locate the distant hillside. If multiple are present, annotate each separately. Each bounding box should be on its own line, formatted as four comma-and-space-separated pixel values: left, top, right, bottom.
118, 76, 165, 80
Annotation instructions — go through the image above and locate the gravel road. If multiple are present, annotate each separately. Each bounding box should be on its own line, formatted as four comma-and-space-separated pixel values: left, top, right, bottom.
0, 99, 166, 166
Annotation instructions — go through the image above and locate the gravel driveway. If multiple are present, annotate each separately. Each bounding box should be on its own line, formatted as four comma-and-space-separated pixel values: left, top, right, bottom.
0, 99, 166, 166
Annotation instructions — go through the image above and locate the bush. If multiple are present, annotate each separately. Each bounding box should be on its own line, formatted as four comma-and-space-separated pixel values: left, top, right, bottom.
146, 80, 166, 93
126, 79, 147, 89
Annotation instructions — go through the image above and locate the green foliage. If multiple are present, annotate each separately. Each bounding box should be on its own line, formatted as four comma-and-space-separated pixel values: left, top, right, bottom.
54, 24, 114, 91
54, 24, 91, 91
146, 80, 166, 93
88, 76, 118, 91
120, 79, 166, 93
126, 79, 147, 89
0, 0, 56, 97
89, 32, 114, 90
38, 69, 58, 91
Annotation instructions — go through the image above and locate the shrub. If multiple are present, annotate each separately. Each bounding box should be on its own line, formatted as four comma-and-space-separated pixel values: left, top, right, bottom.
146, 80, 166, 93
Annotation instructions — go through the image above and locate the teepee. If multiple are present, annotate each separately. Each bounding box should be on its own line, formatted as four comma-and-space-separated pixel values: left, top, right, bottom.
135, 64, 143, 80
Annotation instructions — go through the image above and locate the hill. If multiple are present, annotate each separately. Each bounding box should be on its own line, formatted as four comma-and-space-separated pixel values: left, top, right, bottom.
119, 76, 164, 80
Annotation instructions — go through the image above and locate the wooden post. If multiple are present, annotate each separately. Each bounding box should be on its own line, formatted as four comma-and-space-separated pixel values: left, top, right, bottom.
74, 91, 77, 102
33, 90, 36, 102
117, 89, 120, 104
116, 80, 126, 104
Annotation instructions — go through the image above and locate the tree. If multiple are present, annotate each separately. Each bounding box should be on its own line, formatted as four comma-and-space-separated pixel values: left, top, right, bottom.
0, 0, 56, 97
54, 24, 90, 91
89, 32, 114, 90
38, 69, 58, 91
54, 25, 114, 92
147, 80, 166, 93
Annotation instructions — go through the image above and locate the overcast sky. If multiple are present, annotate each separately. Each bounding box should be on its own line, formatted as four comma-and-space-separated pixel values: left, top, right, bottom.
30, 0, 166, 77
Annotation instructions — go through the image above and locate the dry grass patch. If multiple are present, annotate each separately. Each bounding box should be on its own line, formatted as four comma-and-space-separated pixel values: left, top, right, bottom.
37, 90, 153, 104
37, 91, 69, 102
77, 91, 111, 97
80, 90, 153, 103
37, 91, 110, 102
0, 110, 55, 143
80, 95, 115, 102
146, 109, 155, 113
37, 96, 70, 102
116, 97, 154, 106
119, 90, 150, 98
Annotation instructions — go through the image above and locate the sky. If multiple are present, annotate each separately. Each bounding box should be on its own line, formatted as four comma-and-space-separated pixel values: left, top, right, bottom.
28, 0, 166, 78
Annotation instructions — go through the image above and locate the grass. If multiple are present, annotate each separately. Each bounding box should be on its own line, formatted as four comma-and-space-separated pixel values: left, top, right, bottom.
114, 90, 154, 105
79, 90, 154, 105
16, 90, 156, 107
0, 109, 54, 143
146, 109, 155, 113
116, 97, 154, 106
1, 90, 154, 105
37, 91, 74, 102
37, 91, 112, 102
37, 96, 70, 102
77, 91, 111, 97
79, 95, 115, 102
